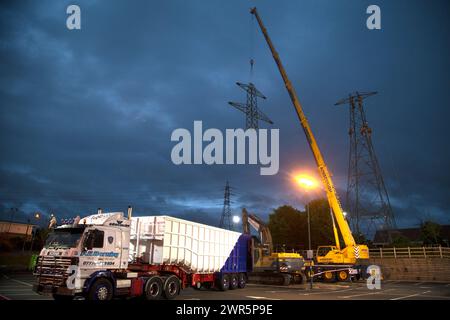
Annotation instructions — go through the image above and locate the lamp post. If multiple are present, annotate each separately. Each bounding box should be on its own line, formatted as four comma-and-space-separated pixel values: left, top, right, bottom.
294, 173, 320, 290
22, 219, 31, 252
30, 212, 41, 253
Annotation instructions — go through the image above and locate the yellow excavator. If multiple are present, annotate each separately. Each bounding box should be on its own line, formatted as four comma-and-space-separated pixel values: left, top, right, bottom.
250, 7, 369, 282
242, 208, 306, 285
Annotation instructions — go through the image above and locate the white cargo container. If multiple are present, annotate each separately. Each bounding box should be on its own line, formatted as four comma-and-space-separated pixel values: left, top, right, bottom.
129, 216, 242, 273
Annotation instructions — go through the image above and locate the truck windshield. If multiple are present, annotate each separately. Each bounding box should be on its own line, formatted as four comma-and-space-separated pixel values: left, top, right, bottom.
45, 228, 84, 249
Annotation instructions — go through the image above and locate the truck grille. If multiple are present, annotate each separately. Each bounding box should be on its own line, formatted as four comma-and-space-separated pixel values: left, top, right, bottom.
34, 256, 73, 286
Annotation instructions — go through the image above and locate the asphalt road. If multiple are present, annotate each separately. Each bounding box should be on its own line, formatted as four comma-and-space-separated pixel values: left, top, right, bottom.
1, 272, 450, 300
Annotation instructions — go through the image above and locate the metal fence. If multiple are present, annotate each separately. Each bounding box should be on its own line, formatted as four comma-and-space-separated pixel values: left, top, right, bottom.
369, 246, 450, 259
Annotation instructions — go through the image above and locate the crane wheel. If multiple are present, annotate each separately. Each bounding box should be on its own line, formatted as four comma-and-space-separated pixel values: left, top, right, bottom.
337, 270, 349, 282
323, 271, 335, 283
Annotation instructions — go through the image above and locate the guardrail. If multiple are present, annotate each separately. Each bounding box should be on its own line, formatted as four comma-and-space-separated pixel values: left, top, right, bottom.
369, 246, 450, 259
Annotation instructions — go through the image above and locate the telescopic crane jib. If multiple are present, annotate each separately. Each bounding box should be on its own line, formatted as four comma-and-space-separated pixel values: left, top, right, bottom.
250, 7, 369, 264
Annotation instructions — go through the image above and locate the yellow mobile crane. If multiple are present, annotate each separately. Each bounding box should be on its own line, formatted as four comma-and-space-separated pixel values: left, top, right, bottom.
250, 7, 369, 281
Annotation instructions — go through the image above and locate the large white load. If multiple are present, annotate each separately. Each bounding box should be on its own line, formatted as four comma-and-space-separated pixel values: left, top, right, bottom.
129, 216, 242, 273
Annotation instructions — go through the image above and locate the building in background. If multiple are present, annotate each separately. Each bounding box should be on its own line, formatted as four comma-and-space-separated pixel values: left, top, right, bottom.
0, 220, 36, 239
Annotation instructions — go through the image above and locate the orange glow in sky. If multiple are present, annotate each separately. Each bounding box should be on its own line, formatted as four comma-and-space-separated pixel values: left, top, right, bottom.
294, 174, 319, 190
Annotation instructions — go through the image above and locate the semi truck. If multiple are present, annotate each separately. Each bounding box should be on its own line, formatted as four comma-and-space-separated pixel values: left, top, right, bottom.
33, 208, 304, 300
33, 210, 251, 300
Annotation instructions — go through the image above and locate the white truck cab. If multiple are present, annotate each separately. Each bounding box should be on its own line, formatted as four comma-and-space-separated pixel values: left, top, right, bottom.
33, 212, 132, 300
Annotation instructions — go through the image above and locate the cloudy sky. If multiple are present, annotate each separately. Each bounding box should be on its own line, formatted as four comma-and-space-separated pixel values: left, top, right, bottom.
1, 0, 449, 233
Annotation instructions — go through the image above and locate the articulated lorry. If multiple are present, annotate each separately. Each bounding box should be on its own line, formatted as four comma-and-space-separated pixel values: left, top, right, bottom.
33, 209, 304, 300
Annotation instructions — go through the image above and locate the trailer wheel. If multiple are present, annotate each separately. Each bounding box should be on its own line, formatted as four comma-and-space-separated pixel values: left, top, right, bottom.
238, 273, 246, 289
163, 275, 180, 299
145, 276, 163, 300
87, 278, 113, 301
218, 274, 230, 291
229, 274, 238, 290
323, 271, 335, 283
337, 270, 349, 282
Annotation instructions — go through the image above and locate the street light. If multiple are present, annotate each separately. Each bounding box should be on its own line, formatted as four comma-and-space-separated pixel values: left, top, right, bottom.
294, 174, 319, 190
30, 212, 41, 253
293, 173, 320, 290
232, 215, 241, 224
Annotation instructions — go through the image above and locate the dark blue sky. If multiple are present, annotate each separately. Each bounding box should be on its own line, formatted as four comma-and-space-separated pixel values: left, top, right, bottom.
1, 0, 449, 230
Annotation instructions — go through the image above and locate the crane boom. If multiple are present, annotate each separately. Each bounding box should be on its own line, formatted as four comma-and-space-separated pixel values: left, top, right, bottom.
250, 7, 355, 248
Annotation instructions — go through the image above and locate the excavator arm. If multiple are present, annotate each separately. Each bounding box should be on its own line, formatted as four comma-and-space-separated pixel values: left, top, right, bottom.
250, 8, 369, 262
242, 208, 273, 254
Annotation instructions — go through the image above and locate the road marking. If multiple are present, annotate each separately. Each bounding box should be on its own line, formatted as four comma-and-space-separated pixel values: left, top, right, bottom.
183, 298, 201, 300
7, 278, 33, 287
302, 288, 355, 296
419, 286, 432, 289
413, 282, 424, 286
264, 290, 289, 293
246, 296, 281, 300
246, 283, 306, 289
390, 290, 431, 300
0, 289, 34, 292
1, 293, 37, 296
338, 288, 395, 299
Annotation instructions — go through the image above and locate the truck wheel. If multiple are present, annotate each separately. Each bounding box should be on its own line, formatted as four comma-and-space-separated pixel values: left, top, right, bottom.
87, 278, 113, 301
323, 271, 335, 283
163, 275, 180, 299
218, 274, 230, 291
337, 270, 349, 282
52, 294, 74, 301
238, 273, 246, 289
229, 274, 238, 290
145, 276, 163, 300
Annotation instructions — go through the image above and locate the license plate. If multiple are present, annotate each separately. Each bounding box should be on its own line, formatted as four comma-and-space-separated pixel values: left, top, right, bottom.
349, 269, 358, 275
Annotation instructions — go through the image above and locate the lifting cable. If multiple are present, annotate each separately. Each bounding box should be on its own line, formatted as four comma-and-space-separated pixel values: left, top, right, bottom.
249, 12, 255, 81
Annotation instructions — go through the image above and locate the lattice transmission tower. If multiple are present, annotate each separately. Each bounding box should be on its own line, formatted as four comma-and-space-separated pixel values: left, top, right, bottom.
335, 92, 396, 238
219, 181, 233, 230
228, 82, 273, 129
